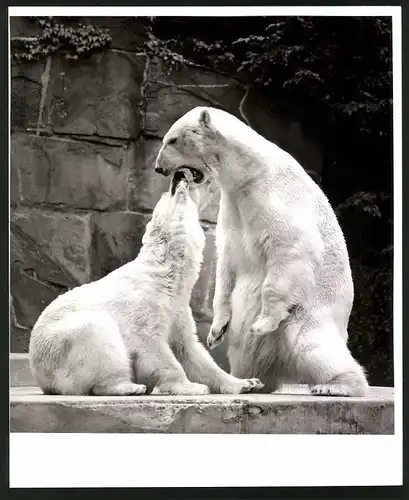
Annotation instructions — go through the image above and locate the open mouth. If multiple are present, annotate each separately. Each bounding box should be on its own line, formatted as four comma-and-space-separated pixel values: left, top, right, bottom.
190, 168, 205, 184
177, 167, 205, 184
171, 170, 188, 196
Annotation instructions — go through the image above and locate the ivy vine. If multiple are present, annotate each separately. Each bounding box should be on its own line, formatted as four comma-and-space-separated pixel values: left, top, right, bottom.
12, 17, 112, 64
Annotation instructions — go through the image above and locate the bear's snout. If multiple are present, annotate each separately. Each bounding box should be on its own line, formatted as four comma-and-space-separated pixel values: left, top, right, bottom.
171, 170, 189, 196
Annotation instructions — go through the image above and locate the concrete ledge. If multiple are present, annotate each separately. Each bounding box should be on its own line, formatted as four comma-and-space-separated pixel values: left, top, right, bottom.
10, 353, 33, 387
10, 386, 394, 434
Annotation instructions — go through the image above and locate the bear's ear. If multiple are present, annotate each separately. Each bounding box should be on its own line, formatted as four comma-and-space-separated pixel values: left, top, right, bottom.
199, 108, 212, 129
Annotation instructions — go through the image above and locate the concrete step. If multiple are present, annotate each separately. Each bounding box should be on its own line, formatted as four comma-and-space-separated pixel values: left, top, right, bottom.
10, 354, 394, 434
10, 353, 34, 387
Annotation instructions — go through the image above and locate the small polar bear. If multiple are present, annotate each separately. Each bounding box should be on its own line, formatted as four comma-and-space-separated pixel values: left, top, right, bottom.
29, 170, 263, 396
29, 171, 263, 396
154, 106, 369, 397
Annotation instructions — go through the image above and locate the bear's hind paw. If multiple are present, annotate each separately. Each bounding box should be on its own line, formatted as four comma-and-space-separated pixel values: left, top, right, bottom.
311, 384, 354, 397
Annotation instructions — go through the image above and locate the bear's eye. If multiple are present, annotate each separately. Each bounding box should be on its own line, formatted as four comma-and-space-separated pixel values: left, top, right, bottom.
168, 137, 178, 146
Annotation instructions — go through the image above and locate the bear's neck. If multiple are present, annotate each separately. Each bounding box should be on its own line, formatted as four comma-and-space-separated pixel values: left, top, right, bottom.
136, 241, 202, 298
207, 113, 280, 192
215, 136, 274, 193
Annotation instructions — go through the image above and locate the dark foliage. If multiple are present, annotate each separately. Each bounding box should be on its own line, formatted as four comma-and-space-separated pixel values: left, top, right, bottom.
12, 17, 111, 64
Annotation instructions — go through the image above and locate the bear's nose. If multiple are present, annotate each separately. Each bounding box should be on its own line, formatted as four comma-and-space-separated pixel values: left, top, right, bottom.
155, 166, 164, 174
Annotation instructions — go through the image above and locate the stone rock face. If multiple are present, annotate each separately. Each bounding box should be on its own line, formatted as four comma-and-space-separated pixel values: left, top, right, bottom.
12, 133, 128, 210
127, 139, 168, 212
10, 217, 80, 351
11, 256, 68, 331
10, 17, 41, 38
10, 16, 324, 367
83, 17, 148, 52
91, 211, 150, 279
10, 315, 31, 353
10, 159, 20, 207
145, 58, 246, 139
43, 52, 145, 139
11, 222, 76, 289
12, 207, 92, 285
11, 61, 43, 132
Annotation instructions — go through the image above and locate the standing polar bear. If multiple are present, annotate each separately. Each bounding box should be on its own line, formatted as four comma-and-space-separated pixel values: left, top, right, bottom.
155, 106, 369, 397
29, 170, 263, 396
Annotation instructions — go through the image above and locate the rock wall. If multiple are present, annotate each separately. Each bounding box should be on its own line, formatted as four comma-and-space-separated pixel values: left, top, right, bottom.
10, 17, 323, 371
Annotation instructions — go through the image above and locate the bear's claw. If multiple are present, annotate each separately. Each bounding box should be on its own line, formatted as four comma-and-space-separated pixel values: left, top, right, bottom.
207, 321, 229, 350
207, 330, 224, 350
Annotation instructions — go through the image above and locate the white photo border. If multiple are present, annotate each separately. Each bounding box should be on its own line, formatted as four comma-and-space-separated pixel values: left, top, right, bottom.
8, 5, 402, 489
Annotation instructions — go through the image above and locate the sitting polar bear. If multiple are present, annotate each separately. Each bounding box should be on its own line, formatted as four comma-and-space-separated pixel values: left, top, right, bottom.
29, 170, 263, 396
154, 107, 369, 397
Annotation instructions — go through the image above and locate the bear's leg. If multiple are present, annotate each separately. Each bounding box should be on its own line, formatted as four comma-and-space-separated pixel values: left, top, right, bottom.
284, 321, 369, 397
92, 381, 147, 396
173, 308, 264, 394
87, 327, 147, 396
208, 242, 235, 349
135, 337, 210, 396
250, 272, 290, 335
36, 312, 146, 396
251, 262, 314, 336
87, 324, 147, 396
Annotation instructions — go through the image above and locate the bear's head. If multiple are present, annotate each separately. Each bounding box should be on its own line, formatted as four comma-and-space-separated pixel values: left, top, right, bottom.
154, 107, 222, 186
142, 169, 205, 257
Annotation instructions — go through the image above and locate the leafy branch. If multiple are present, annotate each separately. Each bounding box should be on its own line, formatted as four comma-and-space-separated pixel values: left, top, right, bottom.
144, 16, 392, 139
12, 17, 112, 64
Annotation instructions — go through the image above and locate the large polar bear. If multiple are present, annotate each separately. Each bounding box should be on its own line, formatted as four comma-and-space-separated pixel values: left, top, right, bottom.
29, 170, 263, 396
154, 107, 369, 397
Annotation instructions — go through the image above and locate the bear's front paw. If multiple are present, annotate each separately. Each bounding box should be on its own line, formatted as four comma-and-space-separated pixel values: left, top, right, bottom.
250, 316, 280, 335
220, 377, 264, 394
207, 318, 230, 350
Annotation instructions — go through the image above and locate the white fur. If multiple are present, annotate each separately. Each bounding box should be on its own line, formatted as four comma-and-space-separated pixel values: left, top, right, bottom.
29, 174, 263, 396
155, 106, 369, 397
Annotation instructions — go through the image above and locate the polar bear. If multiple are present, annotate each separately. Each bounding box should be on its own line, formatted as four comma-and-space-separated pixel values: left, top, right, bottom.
154, 107, 369, 397
29, 170, 263, 396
